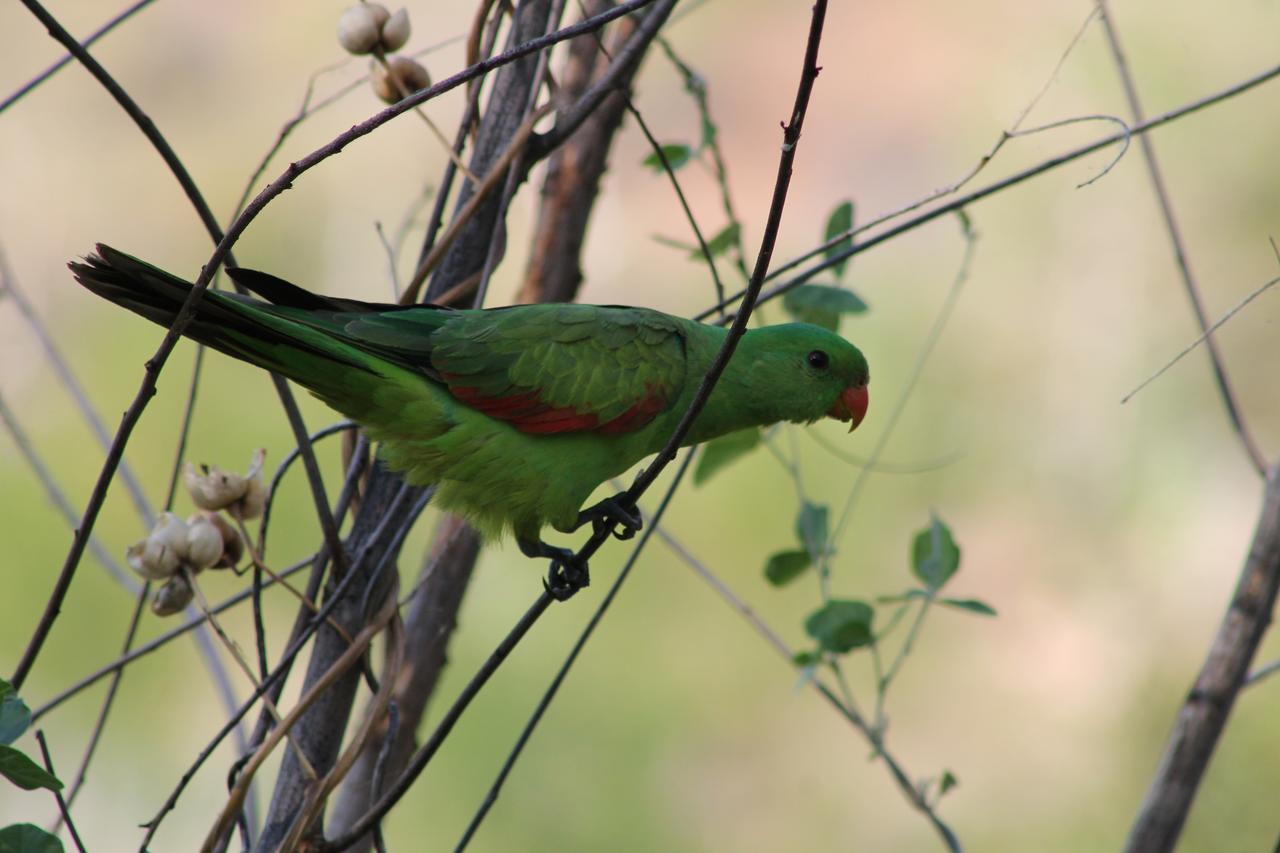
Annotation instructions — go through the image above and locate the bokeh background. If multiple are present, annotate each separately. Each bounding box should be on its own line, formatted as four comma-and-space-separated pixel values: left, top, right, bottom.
3, 0, 1280, 850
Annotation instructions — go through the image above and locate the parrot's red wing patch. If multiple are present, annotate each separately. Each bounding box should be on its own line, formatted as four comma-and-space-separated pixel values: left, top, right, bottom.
444, 380, 669, 436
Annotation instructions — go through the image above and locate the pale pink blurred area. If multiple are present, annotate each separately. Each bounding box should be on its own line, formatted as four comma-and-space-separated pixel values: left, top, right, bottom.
2, 1, 1280, 850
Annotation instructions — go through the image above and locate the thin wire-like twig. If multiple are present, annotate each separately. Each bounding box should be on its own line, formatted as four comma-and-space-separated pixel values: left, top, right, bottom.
35, 730, 87, 853
455, 452, 696, 851
0, 0, 157, 115
698, 58, 1280, 322
1121, 273, 1280, 405
1096, 0, 1267, 475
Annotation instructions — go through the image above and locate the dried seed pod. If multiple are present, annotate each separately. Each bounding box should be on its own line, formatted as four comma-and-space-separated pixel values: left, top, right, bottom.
204, 512, 244, 570
127, 537, 180, 580
183, 462, 247, 511
338, 3, 390, 55
379, 8, 411, 52
372, 55, 430, 104
185, 513, 224, 570
227, 448, 267, 521
152, 574, 194, 617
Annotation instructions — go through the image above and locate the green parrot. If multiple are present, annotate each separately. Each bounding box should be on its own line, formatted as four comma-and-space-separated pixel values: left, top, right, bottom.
71, 245, 869, 595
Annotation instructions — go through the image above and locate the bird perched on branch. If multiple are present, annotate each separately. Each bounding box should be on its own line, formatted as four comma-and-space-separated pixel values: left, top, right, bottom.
71, 246, 869, 597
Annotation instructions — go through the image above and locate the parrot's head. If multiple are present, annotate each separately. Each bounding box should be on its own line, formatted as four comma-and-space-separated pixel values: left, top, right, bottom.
735, 323, 869, 432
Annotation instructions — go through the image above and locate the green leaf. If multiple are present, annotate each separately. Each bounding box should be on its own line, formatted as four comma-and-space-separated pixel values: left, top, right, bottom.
0, 746, 61, 792
0, 824, 64, 853
642, 142, 693, 172
0, 681, 30, 746
940, 597, 997, 617
804, 599, 875, 654
692, 222, 740, 260
824, 200, 855, 279
911, 514, 960, 591
693, 429, 760, 485
795, 503, 829, 559
792, 650, 822, 667
939, 769, 959, 796
764, 550, 811, 587
782, 284, 868, 331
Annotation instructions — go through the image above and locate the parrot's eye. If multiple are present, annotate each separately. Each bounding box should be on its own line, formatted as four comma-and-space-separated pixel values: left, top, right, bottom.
807, 350, 830, 370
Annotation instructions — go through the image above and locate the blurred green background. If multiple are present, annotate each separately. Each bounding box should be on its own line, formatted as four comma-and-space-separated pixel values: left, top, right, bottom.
3, 0, 1280, 850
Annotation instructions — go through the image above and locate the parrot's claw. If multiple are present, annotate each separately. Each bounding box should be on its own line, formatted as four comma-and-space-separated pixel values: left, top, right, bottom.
574, 494, 643, 541
518, 538, 590, 601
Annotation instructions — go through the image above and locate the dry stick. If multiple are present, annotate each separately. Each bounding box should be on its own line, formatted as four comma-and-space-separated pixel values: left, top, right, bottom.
328, 3, 831, 847
454, 452, 696, 851
399, 102, 553, 304
652, 527, 963, 853
141, 487, 430, 849
1096, 0, 1267, 476
1125, 465, 1280, 852
0, 0, 156, 114
10, 0, 345, 689
35, 730, 87, 853
30, 557, 313, 722
200, 592, 400, 852
627, 0, 828, 501
0, 246, 154, 527
279, 607, 406, 851
698, 58, 1280, 323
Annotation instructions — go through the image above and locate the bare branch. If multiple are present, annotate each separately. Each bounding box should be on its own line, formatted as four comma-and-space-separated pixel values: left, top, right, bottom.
1096, 0, 1268, 475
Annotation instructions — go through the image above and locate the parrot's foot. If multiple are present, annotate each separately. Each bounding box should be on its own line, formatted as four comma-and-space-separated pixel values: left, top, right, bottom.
574, 494, 643, 541
518, 538, 590, 601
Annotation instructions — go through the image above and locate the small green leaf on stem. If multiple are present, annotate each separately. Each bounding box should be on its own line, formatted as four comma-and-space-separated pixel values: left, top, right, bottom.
939, 769, 959, 796
940, 597, 997, 617
764, 549, 812, 586
911, 514, 960, 591
693, 428, 760, 485
693, 222, 741, 259
795, 502, 829, 559
805, 599, 875, 653
824, 200, 855, 279
876, 589, 930, 605
783, 284, 868, 331
0, 745, 62, 792
0, 681, 31, 746
642, 142, 693, 172
0, 824, 64, 853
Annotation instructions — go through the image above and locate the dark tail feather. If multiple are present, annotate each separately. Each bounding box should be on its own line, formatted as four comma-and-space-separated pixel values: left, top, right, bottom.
69, 244, 370, 378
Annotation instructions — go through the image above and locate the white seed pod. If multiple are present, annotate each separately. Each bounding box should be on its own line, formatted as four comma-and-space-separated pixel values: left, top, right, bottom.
152, 574, 194, 617
228, 448, 267, 521
185, 513, 225, 570
126, 537, 180, 580
379, 8, 411, 52
338, 3, 390, 55
372, 55, 430, 104
183, 462, 248, 512
150, 511, 190, 555
203, 512, 244, 570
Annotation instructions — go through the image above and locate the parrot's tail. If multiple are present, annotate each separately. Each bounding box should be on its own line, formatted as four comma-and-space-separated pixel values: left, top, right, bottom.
69, 244, 379, 394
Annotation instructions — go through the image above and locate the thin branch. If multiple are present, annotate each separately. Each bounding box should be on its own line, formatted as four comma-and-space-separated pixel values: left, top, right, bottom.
35, 730, 87, 853
1121, 273, 1280, 405
698, 58, 1280, 322
0, 0, 156, 115
626, 0, 830, 500
30, 556, 313, 723
1096, 0, 1267, 474
455, 452, 696, 851
651, 525, 962, 852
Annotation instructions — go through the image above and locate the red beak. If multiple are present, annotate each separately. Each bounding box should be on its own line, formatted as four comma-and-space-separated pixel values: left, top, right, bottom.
827, 384, 869, 432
